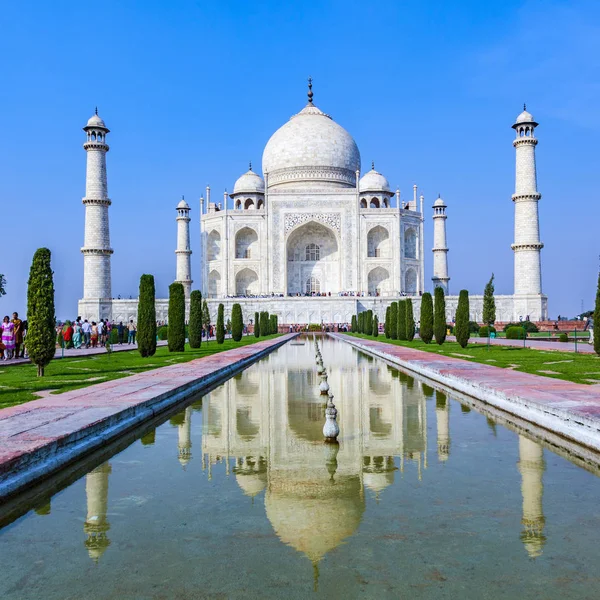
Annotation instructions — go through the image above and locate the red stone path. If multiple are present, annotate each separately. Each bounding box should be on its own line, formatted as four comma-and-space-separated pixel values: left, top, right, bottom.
334, 334, 600, 454
0, 334, 295, 500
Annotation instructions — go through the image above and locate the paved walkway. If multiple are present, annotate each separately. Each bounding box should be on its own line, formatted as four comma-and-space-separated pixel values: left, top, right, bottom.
334, 334, 600, 455
448, 335, 595, 354
0, 333, 295, 500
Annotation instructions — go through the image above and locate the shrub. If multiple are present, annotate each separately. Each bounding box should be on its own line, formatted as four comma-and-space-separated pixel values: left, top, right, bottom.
559, 333, 568, 342
389, 302, 398, 340
168, 283, 185, 352
406, 300, 415, 342
157, 325, 169, 340
27, 248, 56, 376
216, 303, 225, 343
397, 300, 407, 341
455, 290, 470, 348
433, 287, 447, 345
503, 321, 538, 333
468, 321, 480, 334
506, 326, 527, 340
231, 303, 243, 341
420, 293, 434, 344
479, 325, 496, 338
483, 273, 496, 326
188, 290, 202, 348
373, 315, 379, 337
138, 275, 157, 358
254, 311, 260, 337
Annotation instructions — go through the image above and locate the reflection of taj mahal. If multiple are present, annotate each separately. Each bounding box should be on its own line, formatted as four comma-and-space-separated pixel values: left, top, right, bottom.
78, 82, 547, 324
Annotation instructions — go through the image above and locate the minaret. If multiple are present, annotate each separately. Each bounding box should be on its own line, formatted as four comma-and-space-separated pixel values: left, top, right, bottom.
512, 106, 543, 298
175, 197, 193, 298
84, 462, 112, 562
178, 405, 193, 468
517, 435, 546, 558
435, 392, 450, 462
82, 109, 113, 301
431, 195, 450, 294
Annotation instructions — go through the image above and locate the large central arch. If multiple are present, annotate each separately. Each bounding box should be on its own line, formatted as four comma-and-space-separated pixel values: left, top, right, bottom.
285, 221, 340, 295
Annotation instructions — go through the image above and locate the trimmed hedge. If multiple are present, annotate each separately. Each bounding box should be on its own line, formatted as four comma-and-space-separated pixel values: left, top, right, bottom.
216, 303, 225, 343
384, 306, 391, 338
189, 290, 203, 348
559, 333, 568, 342
455, 290, 470, 348
506, 326, 527, 340
232, 303, 243, 341
389, 302, 398, 340
167, 282, 185, 352
503, 321, 538, 333
351, 314, 357, 333
420, 293, 433, 344
373, 315, 379, 337
254, 311, 260, 337
479, 325, 496, 338
433, 287, 447, 345
397, 300, 407, 341
406, 300, 415, 342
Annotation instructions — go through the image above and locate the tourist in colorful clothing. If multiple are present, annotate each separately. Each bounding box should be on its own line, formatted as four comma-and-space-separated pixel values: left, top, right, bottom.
91, 322, 98, 348
12, 312, 23, 358
1, 316, 15, 359
72, 321, 83, 349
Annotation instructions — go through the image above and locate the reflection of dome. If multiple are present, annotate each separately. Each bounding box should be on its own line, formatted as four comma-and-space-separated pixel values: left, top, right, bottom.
521, 530, 546, 559
359, 167, 390, 193
233, 168, 265, 194
265, 475, 365, 562
262, 103, 361, 189
363, 471, 394, 493
236, 472, 267, 497
85, 533, 111, 562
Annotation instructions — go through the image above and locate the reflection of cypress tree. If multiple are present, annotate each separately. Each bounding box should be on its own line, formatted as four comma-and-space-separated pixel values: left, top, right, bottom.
34, 500, 51, 515
170, 412, 185, 426
421, 383, 435, 397
435, 390, 447, 410
141, 429, 156, 445
460, 403, 471, 414
406, 376, 414, 390
486, 417, 498, 436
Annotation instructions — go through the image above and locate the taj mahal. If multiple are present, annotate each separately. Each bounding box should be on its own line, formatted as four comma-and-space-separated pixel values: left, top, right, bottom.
78, 81, 548, 325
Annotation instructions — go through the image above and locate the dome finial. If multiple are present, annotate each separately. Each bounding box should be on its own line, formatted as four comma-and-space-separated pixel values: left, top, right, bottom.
307, 76, 314, 105
524, 102, 527, 111
95, 106, 98, 116
249, 160, 252, 171
371, 161, 375, 171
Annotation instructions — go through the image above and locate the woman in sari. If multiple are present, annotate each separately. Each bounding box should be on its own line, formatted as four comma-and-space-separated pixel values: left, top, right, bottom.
61, 321, 73, 349
1, 316, 15, 359
91, 322, 98, 348
72, 321, 82, 349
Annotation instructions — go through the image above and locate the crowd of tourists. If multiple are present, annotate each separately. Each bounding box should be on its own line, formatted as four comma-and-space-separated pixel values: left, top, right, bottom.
57, 318, 138, 350
0, 312, 26, 360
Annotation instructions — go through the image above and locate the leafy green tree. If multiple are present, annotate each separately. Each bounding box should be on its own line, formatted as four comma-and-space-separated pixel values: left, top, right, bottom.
389, 302, 398, 339
372, 315, 379, 337
254, 311, 260, 337
483, 273, 496, 326
216, 303, 225, 344
351, 315, 357, 332
202, 299, 211, 342
188, 290, 202, 348
434, 286, 447, 345
594, 272, 600, 355
138, 274, 157, 357
455, 289, 470, 348
168, 283, 185, 352
397, 300, 407, 340
420, 292, 434, 344
26, 248, 56, 376
406, 299, 415, 342
384, 306, 391, 338
231, 303, 243, 342
0, 273, 6, 297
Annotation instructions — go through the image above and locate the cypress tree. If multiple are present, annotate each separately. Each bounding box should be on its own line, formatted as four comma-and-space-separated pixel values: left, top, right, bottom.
594, 272, 600, 355
202, 299, 211, 342
216, 303, 225, 343
269, 314, 277, 335
26, 248, 56, 376
360, 312, 365, 333
397, 300, 407, 340
406, 299, 415, 342
366, 310, 373, 335
254, 311, 260, 337
168, 282, 185, 352
372, 315, 379, 337
420, 292, 434, 344
483, 273, 496, 327
231, 303, 243, 342
138, 274, 157, 357
434, 286, 447, 345
455, 289, 470, 348
260, 311, 269, 336
357, 312, 362, 333
351, 314, 357, 332
188, 290, 202, 348
389, 302, 398, 339
385, 306, 391, 338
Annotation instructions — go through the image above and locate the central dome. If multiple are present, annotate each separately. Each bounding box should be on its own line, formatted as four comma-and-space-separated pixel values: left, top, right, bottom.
262, 102, 361, 190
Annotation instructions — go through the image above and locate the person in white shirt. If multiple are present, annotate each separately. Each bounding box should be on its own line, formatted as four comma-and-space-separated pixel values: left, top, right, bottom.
82, 320, 92, 348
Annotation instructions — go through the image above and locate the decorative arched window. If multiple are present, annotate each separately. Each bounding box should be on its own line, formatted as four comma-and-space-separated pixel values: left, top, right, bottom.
360, 198, 367, 208
257, 199, 264, 209
305, 243, 320, 261
235, 200, 242, 210
370, 198, 380, 209
306, 277, 321, 294
244, 198, 255, 210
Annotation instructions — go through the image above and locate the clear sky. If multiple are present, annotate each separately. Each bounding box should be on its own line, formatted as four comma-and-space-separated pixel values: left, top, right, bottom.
1, 0, 598, 319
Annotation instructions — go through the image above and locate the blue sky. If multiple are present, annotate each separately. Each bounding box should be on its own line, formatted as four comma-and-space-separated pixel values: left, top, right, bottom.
1, 0, 598, 319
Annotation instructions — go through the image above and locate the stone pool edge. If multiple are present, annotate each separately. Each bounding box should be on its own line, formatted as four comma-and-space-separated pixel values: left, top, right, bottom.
333, 333, 600, 454
0, 334, 296, 501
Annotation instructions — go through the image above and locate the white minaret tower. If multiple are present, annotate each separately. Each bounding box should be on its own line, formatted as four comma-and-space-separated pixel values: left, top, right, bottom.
84, 462, 112, 562
175, 197, 193, 298
431, 195, 450, 294
82, 109, 112, 303
512, 106, 543, 300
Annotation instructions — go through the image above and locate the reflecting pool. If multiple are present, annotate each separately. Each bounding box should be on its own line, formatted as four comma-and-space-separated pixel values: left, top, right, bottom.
2, 335, 600, 599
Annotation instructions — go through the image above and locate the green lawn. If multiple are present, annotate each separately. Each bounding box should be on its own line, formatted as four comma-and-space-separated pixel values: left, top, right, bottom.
346, 333, 600, 386
0, 335, 280, 409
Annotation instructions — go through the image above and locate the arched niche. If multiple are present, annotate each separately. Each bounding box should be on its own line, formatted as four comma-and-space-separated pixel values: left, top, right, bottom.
367, 226, 390, 258
235, 267, 259, 296
367, 266, 390, 296
208, 269, 221, 298
207, 230, 221, 261
404, 228, 417, 259
235, 227, 259, 259
404, 268, 417, 294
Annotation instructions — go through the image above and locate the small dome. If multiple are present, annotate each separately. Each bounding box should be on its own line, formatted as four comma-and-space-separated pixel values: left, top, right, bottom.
515, 109, 534, 124
359, 166, 390, 193
434, 196, 445, 207
233, 169, 265, 195
177, 199, 190, 209
86, 113, 106, 128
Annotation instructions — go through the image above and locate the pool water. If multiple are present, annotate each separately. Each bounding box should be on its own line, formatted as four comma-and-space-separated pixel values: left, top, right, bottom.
2, 335, 600, 599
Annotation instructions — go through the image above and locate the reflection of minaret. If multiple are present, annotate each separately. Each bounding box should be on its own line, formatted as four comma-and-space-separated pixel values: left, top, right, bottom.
518, 435, 546, 558
84, 462, 112, 562
178, 406, 193, 468
435, 392, 450, 461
